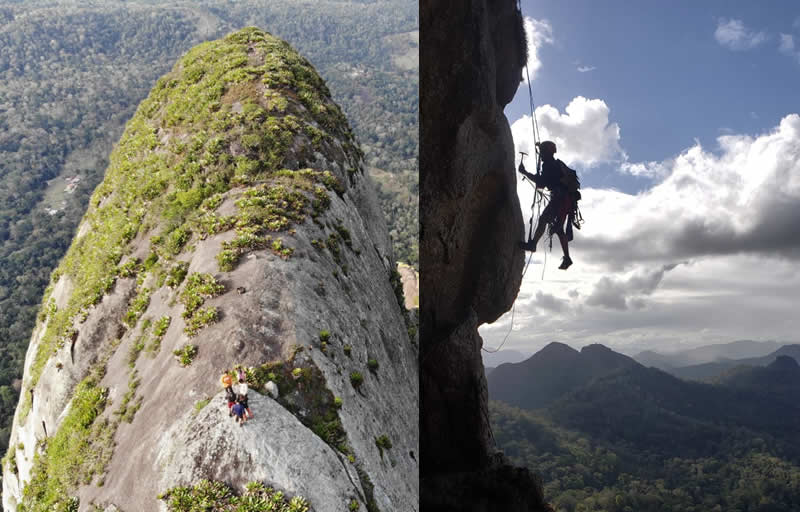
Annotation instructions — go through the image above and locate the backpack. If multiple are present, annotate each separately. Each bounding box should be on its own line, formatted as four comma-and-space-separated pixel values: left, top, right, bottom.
557, 160, 583, 240
557, 160, 581, 200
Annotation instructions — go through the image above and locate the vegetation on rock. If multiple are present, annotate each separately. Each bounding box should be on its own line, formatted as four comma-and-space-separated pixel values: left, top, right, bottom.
0, 0, 417, 462
160, 479, 309, 512
9, 26, 372, 504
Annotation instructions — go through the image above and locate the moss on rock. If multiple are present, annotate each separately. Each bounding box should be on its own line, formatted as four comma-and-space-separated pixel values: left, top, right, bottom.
18, 26, 363, 508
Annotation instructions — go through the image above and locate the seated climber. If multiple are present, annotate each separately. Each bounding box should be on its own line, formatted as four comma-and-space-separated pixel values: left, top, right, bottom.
232, 399, 246, 426
236, 376, 254, 419
221, 370, 235, 414
225, 385, 237, 416
518, 140, 579, 270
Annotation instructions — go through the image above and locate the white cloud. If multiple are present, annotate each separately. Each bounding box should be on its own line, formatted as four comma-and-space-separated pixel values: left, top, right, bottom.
779, 33, 800, 63
581, 114, 800, 266
510, 96, 624, 169
779, 33, 795, 54
521, 17, 553, 83
585, 264, 684, 310
577, 65, 596, 73
714, 18, 767, 50
620, 160, 670, 179
481, 113, 800, 356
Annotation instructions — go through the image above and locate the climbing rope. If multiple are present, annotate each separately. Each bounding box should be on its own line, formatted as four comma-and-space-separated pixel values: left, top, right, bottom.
482, 3, 547, 355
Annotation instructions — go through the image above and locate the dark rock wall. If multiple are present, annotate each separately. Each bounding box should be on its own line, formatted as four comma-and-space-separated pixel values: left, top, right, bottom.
422, 1, 547, 508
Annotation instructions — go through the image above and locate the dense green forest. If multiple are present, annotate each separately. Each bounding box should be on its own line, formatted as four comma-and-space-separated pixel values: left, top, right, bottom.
0, 0, 417, 466
491, 357, 800, 512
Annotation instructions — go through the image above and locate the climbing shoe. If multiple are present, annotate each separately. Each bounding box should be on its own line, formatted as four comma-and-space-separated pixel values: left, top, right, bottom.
519, 240, 537, 252
558, 256, 573, 270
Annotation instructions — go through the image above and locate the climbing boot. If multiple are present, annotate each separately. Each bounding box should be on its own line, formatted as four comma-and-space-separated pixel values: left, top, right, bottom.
558, 256, 573, 270
518, 240, 537, 252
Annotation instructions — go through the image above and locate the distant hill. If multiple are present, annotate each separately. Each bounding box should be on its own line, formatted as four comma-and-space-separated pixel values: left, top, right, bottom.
481, 348, 530, 367
547, 363, 800, 459
488, 342, 639, 409
669, 344, 800, 381
491, 342, 800, 511
716, 355, 800, 393
633, 339, 783, 369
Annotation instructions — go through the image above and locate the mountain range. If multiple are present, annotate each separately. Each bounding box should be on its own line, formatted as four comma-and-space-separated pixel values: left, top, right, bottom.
489, 342, 800, 511
632, 339, 784, 369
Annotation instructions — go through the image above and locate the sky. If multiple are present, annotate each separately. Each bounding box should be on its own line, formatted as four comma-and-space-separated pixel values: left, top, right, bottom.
480, 1, 800, 363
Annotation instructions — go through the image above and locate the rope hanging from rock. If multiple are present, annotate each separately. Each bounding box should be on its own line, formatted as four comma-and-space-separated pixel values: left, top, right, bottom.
483, 0, 545, 355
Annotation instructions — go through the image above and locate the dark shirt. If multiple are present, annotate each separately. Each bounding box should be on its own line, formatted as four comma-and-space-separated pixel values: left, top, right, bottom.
519, 158, 567, 195
232, 402, 245, 417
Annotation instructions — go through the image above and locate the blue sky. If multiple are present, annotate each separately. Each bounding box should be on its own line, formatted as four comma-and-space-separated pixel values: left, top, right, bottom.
505, 1, 800, 192
481, 1, 800, 363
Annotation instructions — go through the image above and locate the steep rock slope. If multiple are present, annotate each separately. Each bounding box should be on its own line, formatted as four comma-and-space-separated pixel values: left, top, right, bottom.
3, 28, 417, 512
488, 343, 639, 410
420, 0, 548, 509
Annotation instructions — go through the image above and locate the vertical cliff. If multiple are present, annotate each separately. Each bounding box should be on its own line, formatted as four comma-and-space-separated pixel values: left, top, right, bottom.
420, 1, 548, 509
3, 28, 418, 512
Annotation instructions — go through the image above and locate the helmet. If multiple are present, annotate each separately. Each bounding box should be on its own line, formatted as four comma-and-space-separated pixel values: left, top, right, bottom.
536, 140, 557, 154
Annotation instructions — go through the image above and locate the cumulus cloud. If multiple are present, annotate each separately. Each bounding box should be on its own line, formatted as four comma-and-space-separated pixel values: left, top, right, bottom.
620, 160, 670, 179
715, 18, 767, 50
510, 97, 624, 169
779, 33, 800, 63
579, 114, 800, 268
482, 111, 800, 357
534, 290, 569, 312
521, 17, 553, 83
585, 263, 684, 310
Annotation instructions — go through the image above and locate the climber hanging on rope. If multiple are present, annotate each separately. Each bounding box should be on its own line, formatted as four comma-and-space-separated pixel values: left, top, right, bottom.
518, 140, 581, 270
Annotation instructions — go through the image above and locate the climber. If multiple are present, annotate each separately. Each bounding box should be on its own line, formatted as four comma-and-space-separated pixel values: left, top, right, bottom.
232, 398, 246, 426
518, 140, 579, 270
225, 384, 237, 416
235, 364, 246, 383
236, 376, 254, 420
221, 370, 236, 414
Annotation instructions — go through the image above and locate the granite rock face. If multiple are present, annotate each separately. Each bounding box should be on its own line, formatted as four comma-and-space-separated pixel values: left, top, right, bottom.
3, 28, 417, 512
421, 0, 548, 509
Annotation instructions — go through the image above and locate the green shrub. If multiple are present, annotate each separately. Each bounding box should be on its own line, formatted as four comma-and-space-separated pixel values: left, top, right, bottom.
185, 307, 218, 336
319, 330, 331, 343
194, 398, 211, 411
117, 258, 141, 278
165, 261, 189, 288
143, 251, 159, 270
375, 435, 392, 458
159, 479, 309, 512
349, 499, 360, 511
123, 287, 151, 328
165, 226, 190, 255
343, 344, 352, 357
334, 397, 343, 409
173, 344, 198, 366
147, 316, 171, 354
216, 249, 238, 271
153, 316, 171, 337
367, 358, 379, 372
349, 372, 364, 389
